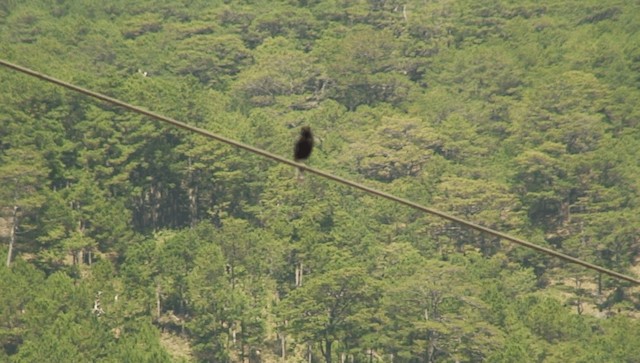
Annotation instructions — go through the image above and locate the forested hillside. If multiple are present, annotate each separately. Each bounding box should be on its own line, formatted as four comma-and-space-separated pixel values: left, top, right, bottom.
1, 0, 640, 362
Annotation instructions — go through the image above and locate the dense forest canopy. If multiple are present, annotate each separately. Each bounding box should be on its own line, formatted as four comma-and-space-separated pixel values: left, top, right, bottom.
1, 0, 640, 362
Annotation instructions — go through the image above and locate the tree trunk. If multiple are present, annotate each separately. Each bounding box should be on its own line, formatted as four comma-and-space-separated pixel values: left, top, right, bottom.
153, 184, 161, 231
426, 332, 436, 363
189, 184, 198, 228
230, 263, 236, 290
179, 285, 185, 314
280, 332, 286, 361
295, 261, 304, 287
187, 157, 198, 227
156, 284, 162, 318
240, 321, 246, 363
324, 340, 332, 363
73, 249, 81, 265
6, 205, 18, 267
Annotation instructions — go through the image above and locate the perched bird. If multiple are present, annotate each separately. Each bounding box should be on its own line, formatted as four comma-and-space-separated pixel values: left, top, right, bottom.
293, 126, 313, 180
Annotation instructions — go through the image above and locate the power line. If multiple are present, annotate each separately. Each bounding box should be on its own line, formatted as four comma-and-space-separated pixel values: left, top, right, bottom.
1, 59, 638, 285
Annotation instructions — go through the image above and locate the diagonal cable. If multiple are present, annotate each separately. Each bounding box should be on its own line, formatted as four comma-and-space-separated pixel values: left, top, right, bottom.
1, 59, 638, 285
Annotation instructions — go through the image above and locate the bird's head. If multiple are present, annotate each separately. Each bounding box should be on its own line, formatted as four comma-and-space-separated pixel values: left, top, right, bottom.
301, 126, 312, 138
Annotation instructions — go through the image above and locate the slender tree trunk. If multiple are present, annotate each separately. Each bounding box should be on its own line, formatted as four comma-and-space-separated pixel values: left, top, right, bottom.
179, 285, 185, 314
427, 339, 435, 363
153, 184, 161, 231
188, 184, 198, 227
75, 250, 81, 265
156, 284, 162, 318
76, 219, 84, 265
187, 157, 198, 227
280, 332, 286, 361
240, 321, 246, 363
300, 261, 303, 286
324, 340, 332, 363
575, 278, 583, 315
295, 261, 304, 287
6, 205, 18, 267
561, 200, 570, 225
231, 263, 236, 290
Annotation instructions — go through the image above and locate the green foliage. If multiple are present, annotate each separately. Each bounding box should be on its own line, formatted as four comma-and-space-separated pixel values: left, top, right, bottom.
1, 0, 640, 361
278, 266, 380, 362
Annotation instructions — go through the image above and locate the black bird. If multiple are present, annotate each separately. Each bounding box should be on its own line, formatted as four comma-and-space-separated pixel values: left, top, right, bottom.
293, 126, 313, 180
